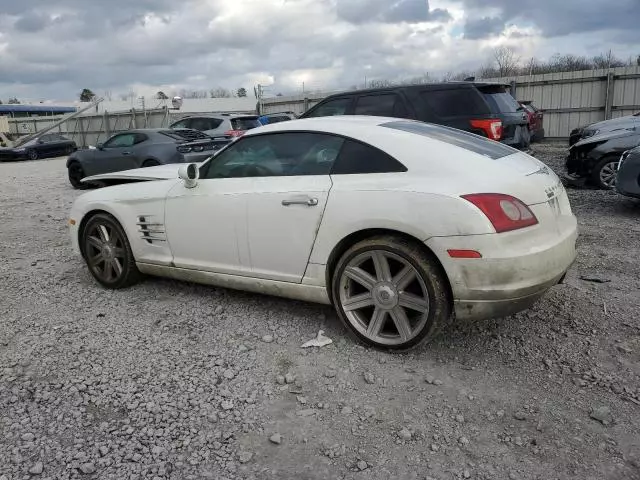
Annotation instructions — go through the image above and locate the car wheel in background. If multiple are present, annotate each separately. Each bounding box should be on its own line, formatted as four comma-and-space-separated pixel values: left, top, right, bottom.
331, 235, 451, 351
81, 213, 143, 289
28, 149, 38, 160
67, 162, 87, 189
142, 159, 160, 167
591, 156, 620, 189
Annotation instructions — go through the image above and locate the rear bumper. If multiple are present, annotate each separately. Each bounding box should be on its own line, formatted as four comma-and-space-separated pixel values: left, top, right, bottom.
426, 216, 578, 322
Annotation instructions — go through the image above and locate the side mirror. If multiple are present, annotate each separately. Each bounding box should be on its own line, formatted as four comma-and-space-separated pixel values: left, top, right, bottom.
96, 143, 104, 150
178, 163, 199, 188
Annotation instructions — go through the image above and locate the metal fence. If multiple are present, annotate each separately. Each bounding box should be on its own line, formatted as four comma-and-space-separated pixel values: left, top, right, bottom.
261, 66, 640, 138
6, 107, 256, 148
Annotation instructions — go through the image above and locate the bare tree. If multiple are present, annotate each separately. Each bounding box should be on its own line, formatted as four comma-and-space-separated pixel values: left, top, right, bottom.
367, 79, 395, 89
493, 46, 519, 77
209, 87, 232, 98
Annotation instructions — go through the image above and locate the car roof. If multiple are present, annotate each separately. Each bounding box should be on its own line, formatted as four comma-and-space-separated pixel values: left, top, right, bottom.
318, 81, 511, 99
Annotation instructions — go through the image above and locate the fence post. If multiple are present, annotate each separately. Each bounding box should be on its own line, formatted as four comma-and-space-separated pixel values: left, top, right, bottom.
78, 117, 87, 148
32, 119, 37, 135
303, 97, 309, 112
130, 109, 137, 129
103, 110, 111, 139
510, 80, 517, 100
604, 72, 615, 120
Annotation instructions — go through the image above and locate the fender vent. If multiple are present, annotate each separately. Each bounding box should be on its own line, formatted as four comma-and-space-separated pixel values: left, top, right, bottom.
137, 215, 166, 244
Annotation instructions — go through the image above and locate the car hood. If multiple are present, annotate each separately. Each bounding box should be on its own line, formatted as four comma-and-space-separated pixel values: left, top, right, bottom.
82, 162, 204, 183
572, 127, 639, 149
585, 114, 640, 133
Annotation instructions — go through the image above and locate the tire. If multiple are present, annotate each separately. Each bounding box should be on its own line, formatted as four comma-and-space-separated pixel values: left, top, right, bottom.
142, 159, 160, 167
28, 149, 38, 160
81, 213, 143, 289
590, 156, 620, 189
331, 235, 451, 351
67, 162, 87, 189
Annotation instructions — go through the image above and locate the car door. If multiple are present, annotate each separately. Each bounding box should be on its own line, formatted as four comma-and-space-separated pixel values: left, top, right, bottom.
89, 133, 140, 174
164, 131, 344, 282
36, 134, 55, 157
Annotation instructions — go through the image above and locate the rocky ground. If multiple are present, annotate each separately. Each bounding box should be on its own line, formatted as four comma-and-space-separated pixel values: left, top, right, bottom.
0, 143, 639, 480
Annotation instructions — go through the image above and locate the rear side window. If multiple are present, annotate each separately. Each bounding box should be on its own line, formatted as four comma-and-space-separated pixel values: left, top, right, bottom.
305, 97, 352, 117
332, 139, 407, 174
382, 120, 517, 160
190, 118, 222, 131
354, 94, 407, 117
419, 89, 489, 117
231, 117, 261, 130
478, 86, 522, 113
134, 133, 148, 144
171, 119, 190, 129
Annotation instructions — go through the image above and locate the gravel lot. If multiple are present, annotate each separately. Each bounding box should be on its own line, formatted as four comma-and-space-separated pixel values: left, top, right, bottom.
1, 143, 639, 480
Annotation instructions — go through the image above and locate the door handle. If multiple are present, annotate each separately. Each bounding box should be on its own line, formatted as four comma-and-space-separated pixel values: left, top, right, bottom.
282, 197, 318, 207
122, 151, 132, 155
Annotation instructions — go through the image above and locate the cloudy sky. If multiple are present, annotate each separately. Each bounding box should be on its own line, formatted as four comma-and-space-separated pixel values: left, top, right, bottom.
0, 0, 637, 102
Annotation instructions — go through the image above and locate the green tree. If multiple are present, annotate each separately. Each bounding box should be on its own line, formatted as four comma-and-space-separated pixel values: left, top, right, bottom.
79, 88, 96, 102
237, 87, 247, 97
7, 97, 20, 104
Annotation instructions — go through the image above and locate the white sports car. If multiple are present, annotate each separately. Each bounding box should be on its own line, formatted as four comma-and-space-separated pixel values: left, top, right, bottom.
69, 116, 577, 350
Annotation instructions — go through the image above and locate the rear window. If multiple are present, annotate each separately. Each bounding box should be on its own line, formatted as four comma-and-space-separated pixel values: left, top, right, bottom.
381, 120, 517, 160
231, 117, 261, 130
419, 89, 489, 117
478, 86, 522, 113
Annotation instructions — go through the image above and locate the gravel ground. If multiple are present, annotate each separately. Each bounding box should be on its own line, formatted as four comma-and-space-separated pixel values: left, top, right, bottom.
1, 144, 639, 480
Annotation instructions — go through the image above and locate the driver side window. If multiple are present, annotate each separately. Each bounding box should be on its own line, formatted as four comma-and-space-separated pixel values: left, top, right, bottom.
201, 132, 344, 179
104, 133, 136, 148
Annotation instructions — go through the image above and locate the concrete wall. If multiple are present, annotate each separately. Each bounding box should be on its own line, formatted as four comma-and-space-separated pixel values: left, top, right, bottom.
261, 66, 640, 138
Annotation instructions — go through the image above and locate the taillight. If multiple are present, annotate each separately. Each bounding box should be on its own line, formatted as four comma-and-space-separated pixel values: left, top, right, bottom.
462, 193, 538, 233
470, 119, 503, 141
224, 130, 245, 137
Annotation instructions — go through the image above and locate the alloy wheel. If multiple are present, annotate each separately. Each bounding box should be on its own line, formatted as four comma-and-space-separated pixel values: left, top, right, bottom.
84, 222, 127, 283
338, 249, 430, 346
599, 161, 619, 188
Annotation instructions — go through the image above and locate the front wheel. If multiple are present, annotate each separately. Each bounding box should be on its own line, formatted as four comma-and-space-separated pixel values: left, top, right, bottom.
68, 162, 87, 189
81, 213, 143, 289
591, 156, 620, 189
331, 235, 451, 351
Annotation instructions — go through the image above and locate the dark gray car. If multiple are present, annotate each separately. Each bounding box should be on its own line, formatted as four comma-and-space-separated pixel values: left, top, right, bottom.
569, 112, 640, 146
66, 128, 230, 189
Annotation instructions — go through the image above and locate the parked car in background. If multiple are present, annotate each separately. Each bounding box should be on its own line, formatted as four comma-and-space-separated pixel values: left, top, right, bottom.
569, 112, 640, 146
68, 116, 576, 351
519, 101, 545, 142
300, 82, 531, 149
170, 114, 261, 139
258, 112, 297, 125
565, 126, 640, 189
616, 146, 640, 199
0, 133, 76, 161
66, 128, 230, 189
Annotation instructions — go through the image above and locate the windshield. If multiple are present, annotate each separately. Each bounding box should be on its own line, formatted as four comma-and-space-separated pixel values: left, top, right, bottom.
14, 137, 36, 147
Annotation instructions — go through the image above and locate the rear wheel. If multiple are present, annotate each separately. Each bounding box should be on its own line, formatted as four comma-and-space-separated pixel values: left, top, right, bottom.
81, 213, 143, 289
591, 156, 620, 189
28, 149, 38, 160
68, 162, 87, 189
331, 235, 451, 351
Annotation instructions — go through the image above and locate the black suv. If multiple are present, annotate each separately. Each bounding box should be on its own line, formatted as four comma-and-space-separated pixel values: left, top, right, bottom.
300, 82, 531, 149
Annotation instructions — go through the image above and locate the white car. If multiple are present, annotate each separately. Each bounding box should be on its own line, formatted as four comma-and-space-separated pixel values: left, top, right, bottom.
68, 116, 577, 351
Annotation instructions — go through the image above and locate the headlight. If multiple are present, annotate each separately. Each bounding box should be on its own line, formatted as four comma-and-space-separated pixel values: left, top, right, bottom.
192, 145, 204, 152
